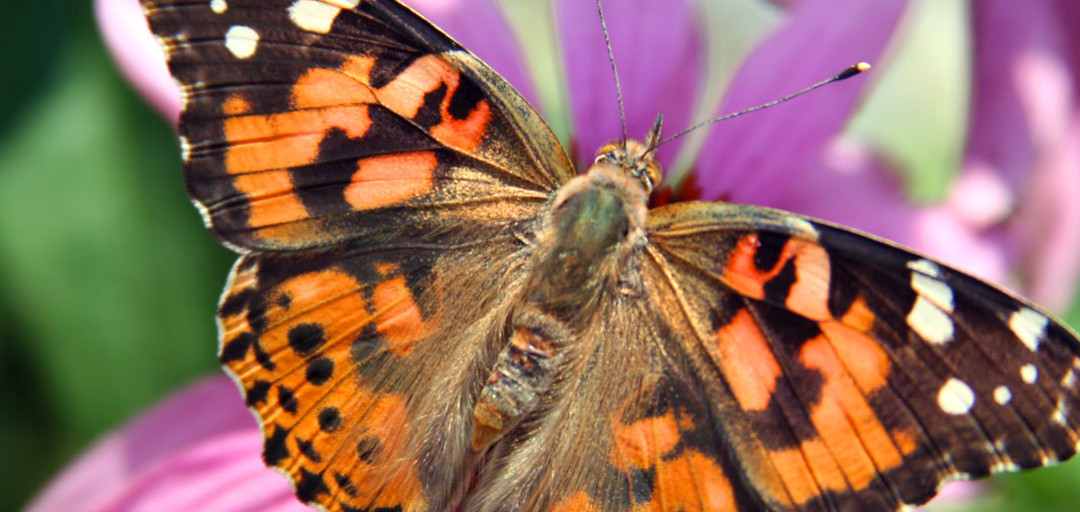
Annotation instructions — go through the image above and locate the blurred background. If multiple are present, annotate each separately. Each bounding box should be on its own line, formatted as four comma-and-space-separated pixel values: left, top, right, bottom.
1, 0, 1078, 510
1, 1, 233, 508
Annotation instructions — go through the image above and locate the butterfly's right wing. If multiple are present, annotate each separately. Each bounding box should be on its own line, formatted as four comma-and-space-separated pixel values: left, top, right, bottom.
643, 201, 1080, 510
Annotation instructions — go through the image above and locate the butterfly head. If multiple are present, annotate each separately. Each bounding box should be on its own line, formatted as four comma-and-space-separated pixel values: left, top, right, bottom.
594, 114, 663, 195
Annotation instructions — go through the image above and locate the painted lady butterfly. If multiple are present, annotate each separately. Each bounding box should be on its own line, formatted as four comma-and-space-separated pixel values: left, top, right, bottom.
142, 0, 1080, 510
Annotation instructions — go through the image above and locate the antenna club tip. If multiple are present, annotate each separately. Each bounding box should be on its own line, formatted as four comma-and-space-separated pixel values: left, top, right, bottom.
836, 62, 872, 81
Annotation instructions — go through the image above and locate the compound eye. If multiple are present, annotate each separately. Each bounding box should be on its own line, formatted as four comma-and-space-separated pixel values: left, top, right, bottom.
595, 151, 619, 165
594, 142, 623, 164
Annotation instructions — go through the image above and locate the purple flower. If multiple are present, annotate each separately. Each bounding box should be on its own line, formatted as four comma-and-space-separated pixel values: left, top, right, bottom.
26, 376, 307, 512
40, 0, 1077, 510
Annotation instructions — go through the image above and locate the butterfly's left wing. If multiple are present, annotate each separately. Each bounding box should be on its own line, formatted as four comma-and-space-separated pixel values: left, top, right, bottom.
142, 0, 575, 252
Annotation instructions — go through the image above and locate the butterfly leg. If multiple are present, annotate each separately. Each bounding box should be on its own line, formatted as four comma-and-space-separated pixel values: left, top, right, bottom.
471, 306, 570, 452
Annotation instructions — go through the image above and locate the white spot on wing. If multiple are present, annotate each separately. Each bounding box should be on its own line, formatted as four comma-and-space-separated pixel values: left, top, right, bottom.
1009, 307, 1048, 352
990, 458, 1019, 473
911, 272, 954, 313
179, 135, 191, 162
993, 386, 1012, 405
192, 199, 214, 230
1063, 369, 1077, 389
907, 296, 954, 344
224, 25, 259, 59
211, 0, 227, 13
288, 0, 360, 33
288, 0, 339, 33
907, 259, 942, 278
1020, 364, 1038, 384
938, 378, 976, 415
1053, 398, 1068, 425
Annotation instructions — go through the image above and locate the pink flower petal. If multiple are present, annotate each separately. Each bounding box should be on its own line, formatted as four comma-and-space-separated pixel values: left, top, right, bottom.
964, 0, 1063, 190
1012, 118, 1080, 310
963, 0, 1080, 308
776, 139, 917, 242
947, 168, 1014, 230
92, 431, 303, 512
775, 139, 1009, 285
693, 0, 907, 205
556, 0, 704, 169
97, 0, 181, 123
919, 481, 990, 510
26, 376, 300, 512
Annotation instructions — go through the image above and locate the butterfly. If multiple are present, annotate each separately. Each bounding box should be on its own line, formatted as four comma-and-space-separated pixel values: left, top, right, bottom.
141, 0, 1080, 510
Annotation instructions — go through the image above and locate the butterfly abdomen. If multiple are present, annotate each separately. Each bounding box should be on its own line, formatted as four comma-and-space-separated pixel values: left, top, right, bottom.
470, 154, 654, 456
472, 307, 571, 452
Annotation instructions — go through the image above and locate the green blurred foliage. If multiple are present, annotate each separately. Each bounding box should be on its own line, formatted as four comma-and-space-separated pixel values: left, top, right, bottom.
0, 1, 233, 508
0, 1, 1077, 511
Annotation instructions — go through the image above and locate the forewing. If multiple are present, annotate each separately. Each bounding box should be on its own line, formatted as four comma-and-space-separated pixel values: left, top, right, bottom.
142, 0, 574, 251
217, 229, 529, 512
646, 201, 1080, 510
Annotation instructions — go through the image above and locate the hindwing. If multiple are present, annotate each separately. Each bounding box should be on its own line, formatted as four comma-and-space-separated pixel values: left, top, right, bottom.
217, 227, 530, 511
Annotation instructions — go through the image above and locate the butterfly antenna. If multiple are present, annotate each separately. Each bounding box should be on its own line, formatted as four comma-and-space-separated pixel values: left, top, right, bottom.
656, 62, 871, 148
596, 0, 628, 145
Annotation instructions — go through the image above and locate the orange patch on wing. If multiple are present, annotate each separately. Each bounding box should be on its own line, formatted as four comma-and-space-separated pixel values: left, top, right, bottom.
766, 438, 844, 504
841, 295, 876, 332
224, 269, 370, 384
784, 243, 831, 320
219, 267, 428, 511
287, 386, 427, 512
723, 234, 768, 298
816, 322, 891, 392
375, 54, 491, 152
373, 274, 433, 357
344, 151, 437, 210
708, 308, 782, 411
611, 412, 683, 471
377, 54, 457, 118
329, 390, 428, 512
293, 61, 378, 109
430, 98, 491, 152
780, 331, 910, 499
223, 57, 377, 176
638, 450, 737, 512
609, 411, 738, 511
231, 170, 309, 228
723, 235, 831, 320
223, 94, 253, 115
253, 271, 370, 379
223, 105, 373, 174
